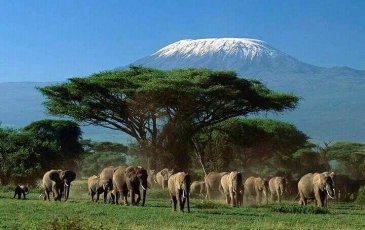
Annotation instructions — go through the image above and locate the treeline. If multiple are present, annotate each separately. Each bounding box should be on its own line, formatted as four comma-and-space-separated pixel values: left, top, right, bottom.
0, 121, 128, 185
0, 120, 83, 185
1, 67, 364, 185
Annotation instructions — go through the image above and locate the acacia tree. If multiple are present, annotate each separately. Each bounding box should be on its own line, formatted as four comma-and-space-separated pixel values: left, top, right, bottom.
326, 142, 365, 179
39, 67, 299, 170
193, 118, 309, 175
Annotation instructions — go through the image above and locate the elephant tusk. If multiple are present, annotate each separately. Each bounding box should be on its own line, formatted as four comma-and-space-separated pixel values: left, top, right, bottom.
327, 190, 334, 199
182, 190, 186, 199
141, 184, 147, 191
65, 182, 69, 187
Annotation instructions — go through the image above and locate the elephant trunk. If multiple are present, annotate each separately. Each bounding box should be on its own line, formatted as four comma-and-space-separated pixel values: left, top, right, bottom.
142, 188, 146, 206
279, 184, 284, 196
234, 191, 239, 207
187, 194, 190, 213
65, 183, 70, 201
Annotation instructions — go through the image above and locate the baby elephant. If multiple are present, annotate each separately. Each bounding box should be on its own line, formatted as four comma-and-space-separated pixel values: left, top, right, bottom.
13, 185, 29, 199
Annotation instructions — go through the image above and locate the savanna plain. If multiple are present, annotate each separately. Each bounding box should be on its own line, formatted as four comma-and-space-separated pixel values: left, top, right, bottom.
1, 180, 364, 230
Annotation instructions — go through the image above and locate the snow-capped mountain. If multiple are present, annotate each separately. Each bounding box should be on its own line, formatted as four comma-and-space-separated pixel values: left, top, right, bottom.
127, 38, 365, 143
131, 38, 325, 77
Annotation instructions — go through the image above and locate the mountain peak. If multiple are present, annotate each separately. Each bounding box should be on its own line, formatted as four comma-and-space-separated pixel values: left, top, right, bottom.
153, 38, 280, 61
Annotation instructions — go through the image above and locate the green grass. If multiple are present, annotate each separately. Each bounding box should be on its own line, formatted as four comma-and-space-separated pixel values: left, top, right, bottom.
1, 181, 365, 229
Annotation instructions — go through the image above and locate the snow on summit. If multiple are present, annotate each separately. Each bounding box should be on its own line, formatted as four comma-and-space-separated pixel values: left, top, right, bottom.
153, 38, 280, 60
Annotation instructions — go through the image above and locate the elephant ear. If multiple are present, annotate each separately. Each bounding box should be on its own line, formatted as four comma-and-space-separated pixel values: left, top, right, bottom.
61, 170, 76, 182
126, 167, 137, 179
49, 170, 61, 182
329, 172, 335, 178
176, 173, 184, 190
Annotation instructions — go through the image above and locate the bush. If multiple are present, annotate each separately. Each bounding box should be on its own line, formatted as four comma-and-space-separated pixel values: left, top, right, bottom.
195, 200, 231, 209
271, 204, 329, 214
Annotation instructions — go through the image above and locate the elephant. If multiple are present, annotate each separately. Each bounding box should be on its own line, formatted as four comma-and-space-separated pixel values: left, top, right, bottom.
88, 175, 106, 202
220, 171, 243, 207
147, 169, 157, 188
13, 185, 29, 199
168, 172, 191, 212
42, 169, 76, 201
99, 166, 116, 203
269, 176, 287, 203
298, 172, 335, 208
204, 172, 228, 199
190, 181, 206, 198
156, 168, 174, 189
244, 176, 269, 205
113, 165, 148, 206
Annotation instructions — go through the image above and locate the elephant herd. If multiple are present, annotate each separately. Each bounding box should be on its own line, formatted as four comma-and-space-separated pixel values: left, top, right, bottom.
88, 166, 190, 212
194, 171, 336, 208
11, 167, 338, 211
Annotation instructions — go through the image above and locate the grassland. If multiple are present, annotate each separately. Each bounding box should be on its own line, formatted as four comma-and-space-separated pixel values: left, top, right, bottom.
1, 180, 364, 230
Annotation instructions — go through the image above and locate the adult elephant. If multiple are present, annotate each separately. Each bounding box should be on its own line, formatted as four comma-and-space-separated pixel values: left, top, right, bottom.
168, 172, 191, 212
204, 172, 228, 199
220, 171, 243, 207
269, 176, 287, 203
113, 166, 148, 206
147, 169, 157, 188
99, 166, 116, 203
156, 168, 174, 189
88, 175, 105, 202
244, 176, 269, 205
42, 169, 76, 201
190, 181, 206, 198
298, 172, 335, 208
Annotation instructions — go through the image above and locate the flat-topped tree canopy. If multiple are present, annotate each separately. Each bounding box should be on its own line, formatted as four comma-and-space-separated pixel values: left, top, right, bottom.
39, 66, 299, 169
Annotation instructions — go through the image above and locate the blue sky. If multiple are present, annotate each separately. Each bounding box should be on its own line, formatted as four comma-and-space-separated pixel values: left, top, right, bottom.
1, 0, 364, 82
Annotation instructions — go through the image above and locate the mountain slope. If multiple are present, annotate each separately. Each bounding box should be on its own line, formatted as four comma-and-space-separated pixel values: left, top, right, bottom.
129, 38, 365, 143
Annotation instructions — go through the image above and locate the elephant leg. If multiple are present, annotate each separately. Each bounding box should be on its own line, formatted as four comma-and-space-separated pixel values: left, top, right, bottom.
172, 196, 177, 211
96, 192, 101, 202
115, 191, 119, 205
314, 191, 323, 207
229, 192, 234, 207
123, 191, 129, 205
256, 193, 260, 204
135, 192, 141, 205
180, 197, 186, 212
104, 190, 108, 203
45, 190, 50, 201
206, 187, 211, 200
131, 191, 136, 205
225, 194, 230, 205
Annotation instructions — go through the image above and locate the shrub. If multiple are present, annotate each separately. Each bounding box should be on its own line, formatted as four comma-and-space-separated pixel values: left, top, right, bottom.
195, 200, 231, 209
271, 204, 329, 214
